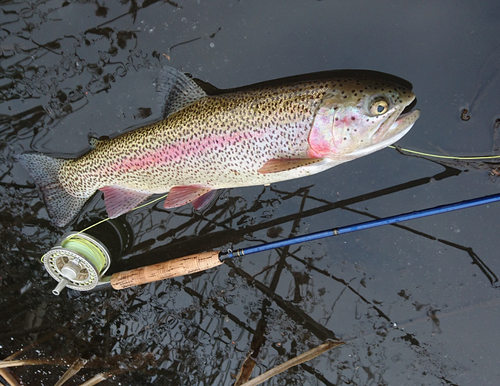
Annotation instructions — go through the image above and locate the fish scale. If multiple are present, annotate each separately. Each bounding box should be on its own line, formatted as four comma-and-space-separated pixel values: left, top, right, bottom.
18, 67, 419, 227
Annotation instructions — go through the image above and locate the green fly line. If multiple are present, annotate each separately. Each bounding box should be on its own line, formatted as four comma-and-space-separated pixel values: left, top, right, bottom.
389, 145, 500, 160
60, 235, 107, 272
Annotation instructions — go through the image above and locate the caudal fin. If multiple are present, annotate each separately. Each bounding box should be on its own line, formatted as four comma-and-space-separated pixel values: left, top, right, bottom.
17, 153, 88, 227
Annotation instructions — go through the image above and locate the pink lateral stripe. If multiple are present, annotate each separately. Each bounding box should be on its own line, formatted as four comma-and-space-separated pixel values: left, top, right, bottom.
112, 130, 265, 172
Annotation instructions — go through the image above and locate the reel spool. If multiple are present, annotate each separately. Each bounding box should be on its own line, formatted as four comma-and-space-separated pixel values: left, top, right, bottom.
43, 232, 111, 295
43, 218, 133, 295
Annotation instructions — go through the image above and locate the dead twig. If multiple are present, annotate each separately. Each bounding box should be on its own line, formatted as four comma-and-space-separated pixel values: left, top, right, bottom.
234, 351, 256, 386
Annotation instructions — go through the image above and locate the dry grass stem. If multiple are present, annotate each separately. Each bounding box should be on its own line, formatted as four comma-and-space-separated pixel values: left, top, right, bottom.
234, 351, 257, 386
54, 358, 88, 386
0, 359, 69, 369
78, 372, 110, 386
0, 368, 21, 386
241, 340, 345, 386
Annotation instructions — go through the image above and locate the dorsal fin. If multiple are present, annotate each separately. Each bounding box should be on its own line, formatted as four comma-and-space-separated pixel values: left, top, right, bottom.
157, 66, 207, 118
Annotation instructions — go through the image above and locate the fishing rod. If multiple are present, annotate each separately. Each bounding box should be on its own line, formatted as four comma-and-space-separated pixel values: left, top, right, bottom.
44, 192, 500, 294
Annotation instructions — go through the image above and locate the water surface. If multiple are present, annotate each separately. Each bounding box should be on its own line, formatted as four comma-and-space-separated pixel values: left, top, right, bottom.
1, 1, 500, 385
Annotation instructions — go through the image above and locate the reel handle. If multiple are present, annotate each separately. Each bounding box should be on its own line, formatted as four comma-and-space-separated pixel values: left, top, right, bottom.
110, 251, 222, 290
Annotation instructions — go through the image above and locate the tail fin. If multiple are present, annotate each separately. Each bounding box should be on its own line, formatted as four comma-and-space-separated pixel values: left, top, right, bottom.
17, 153, 88, 227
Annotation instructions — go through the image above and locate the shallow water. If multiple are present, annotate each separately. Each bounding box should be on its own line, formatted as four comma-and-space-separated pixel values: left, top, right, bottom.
1, 1, 500, 385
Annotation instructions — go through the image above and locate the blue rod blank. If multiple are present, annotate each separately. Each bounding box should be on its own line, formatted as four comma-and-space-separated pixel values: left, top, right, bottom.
221, 193, 500, 260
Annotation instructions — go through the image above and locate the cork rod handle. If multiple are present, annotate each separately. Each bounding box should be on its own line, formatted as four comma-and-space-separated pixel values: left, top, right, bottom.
110, 251, 222, 290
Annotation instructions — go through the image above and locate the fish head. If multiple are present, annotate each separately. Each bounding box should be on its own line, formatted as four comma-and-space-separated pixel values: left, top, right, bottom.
308, 77, 420, 161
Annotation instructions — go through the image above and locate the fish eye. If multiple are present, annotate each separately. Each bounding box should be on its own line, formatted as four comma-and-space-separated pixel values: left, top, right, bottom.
369, 97, 390, 116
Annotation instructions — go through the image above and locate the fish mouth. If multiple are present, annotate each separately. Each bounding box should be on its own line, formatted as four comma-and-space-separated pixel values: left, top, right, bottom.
349, 107, 420, 159
375, 108, 420, 147
394, 109, 420, 133
374, 100, 419, 135
370, 95, 418, 141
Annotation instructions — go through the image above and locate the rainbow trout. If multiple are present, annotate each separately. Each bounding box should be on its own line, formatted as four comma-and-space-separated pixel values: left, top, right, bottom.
18, 67, 419, 227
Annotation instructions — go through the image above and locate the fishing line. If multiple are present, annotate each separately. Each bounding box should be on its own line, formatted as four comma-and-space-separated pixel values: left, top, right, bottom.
67, 193, 169, 239
41, 193, 169, 265
67, 145, 499, 243
390, 145, 500, 160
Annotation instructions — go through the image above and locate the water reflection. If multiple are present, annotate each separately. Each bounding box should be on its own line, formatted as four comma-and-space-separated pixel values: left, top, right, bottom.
461, 48, 500, 121
4, 164, 498, 383
121, 166, 461, 269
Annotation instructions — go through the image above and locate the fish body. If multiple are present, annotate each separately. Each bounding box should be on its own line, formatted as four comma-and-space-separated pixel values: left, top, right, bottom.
18, 68, 419, 227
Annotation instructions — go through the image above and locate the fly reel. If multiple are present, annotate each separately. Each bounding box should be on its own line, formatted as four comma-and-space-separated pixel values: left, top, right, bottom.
43, 218, 133, 295
43, 232, 111, 295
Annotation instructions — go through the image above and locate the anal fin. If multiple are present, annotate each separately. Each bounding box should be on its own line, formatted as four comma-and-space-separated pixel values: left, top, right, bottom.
164, 185, 213, 209
100, 186, 151, 218
192, 189, 220, 211
258, 158, 323, 174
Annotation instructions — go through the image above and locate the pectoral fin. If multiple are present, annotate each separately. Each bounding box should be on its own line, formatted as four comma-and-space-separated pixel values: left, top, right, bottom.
100, 186, 151, 218
257, 158, 323, 174
164, 185, 213, 209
